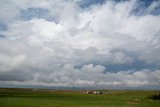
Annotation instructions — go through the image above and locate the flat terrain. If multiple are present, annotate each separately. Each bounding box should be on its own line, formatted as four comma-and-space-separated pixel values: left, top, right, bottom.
0, 88, 159, 107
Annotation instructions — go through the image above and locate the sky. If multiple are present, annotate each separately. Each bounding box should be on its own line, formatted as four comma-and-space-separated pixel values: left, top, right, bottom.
0, 0, 160, 89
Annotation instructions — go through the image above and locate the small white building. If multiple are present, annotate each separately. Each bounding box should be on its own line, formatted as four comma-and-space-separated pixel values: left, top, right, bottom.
94, 91, 102, 94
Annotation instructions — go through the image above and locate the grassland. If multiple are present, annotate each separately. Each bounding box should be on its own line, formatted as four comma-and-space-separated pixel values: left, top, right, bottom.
0, 88, 159, 107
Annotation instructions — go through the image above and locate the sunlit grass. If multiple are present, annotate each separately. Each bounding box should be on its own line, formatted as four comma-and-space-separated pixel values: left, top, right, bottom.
0, 88, 159, 107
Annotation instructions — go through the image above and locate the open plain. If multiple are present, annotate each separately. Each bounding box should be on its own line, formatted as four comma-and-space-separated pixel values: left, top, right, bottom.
0, 88, 159, 107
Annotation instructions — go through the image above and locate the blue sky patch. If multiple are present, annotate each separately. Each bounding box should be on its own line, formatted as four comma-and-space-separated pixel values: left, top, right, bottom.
132, 0, 160, 15
0, 34, 6, 38
78, 0, 160, 15
19, 7, 55, 21
0, 22, 7, 31
79, 0, 105, 8
105, 60, 159, 72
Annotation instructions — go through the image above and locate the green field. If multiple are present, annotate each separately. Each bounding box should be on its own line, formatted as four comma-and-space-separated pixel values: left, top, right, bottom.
0, 88, 159, 107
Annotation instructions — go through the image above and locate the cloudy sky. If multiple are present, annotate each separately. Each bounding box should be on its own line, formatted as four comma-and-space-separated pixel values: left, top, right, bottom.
0, 0, 160, 89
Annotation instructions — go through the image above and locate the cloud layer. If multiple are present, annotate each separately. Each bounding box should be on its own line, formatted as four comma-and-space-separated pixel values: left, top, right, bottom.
0, 0, 160, 89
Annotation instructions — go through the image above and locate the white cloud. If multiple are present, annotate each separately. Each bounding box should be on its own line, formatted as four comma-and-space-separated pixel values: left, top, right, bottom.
81, 64, 105, 74
113, 51, 133, 64
0, 0, 160, 89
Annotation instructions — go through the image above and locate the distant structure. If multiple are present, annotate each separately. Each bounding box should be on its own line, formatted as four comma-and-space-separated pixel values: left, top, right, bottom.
94, 91, 102, 94
86, 90, 103, 94
86, 91, 93, 94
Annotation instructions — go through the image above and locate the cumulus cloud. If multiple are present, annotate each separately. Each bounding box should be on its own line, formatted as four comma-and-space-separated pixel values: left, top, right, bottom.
0, 0, 160, 89
1, 64, 160, 88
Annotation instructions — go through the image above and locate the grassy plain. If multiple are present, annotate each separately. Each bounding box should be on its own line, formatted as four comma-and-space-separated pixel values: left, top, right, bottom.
0, 88, 159, 107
